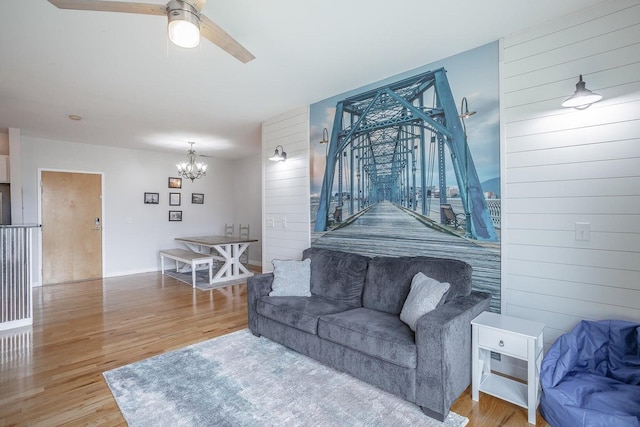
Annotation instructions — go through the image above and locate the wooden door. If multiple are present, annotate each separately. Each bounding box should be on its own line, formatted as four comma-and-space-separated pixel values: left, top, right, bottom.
41, 171, 102, 285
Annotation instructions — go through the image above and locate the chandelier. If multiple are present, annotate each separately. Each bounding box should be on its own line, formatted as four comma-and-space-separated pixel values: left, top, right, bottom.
176, 142, 208, 182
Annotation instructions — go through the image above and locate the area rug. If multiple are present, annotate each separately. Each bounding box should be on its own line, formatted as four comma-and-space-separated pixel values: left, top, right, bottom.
103, 329, 468, 427
164, 268, 246, 291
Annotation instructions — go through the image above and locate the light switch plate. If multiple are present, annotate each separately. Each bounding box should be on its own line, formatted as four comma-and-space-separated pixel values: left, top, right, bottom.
575, 222, 590, 241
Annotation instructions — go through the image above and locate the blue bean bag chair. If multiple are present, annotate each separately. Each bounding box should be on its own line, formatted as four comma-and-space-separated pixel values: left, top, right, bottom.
540, 319, 640, 427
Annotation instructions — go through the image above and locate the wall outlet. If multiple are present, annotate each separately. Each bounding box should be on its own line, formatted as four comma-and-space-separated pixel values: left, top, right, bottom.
575, 222, 590, 241
282, 218, 287, 229
266, 218, 274, 229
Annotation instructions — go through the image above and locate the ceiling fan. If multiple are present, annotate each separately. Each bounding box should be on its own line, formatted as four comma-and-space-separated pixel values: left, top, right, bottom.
47, 0, 255, 63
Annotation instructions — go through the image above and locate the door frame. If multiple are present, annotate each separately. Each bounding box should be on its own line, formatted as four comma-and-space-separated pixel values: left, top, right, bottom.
37, 168, 106, 286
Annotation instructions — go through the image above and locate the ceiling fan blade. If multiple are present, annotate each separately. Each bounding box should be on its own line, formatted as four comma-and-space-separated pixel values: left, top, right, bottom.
190, 0, 207, 12
200, 14, 255, 63
47, 0, 166, 16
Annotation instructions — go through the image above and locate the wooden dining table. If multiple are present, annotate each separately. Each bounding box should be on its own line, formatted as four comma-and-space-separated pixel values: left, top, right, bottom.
175, 235, 258, 284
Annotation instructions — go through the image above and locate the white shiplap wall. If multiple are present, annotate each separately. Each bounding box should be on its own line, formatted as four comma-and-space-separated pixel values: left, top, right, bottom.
502, 0, 640, 351
262, 106, 311, 271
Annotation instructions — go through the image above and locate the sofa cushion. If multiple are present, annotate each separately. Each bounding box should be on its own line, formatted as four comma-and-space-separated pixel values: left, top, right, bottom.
363, 256, 472, 314
400, 272, 450, 331
257, 296, 354, 335
318, 307, 417, 369
269, 259, 311, 297
302, 247, 369, 307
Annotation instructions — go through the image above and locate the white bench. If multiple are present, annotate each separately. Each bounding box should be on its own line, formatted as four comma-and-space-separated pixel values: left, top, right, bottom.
160, 248, 213, 288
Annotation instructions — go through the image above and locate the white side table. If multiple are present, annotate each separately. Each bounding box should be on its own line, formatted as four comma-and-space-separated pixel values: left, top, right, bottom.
471, 311, 545, 424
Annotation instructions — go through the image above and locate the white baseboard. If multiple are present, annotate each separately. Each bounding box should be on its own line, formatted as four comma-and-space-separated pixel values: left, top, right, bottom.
104, 267, 159, 278
36, 264, 264, 285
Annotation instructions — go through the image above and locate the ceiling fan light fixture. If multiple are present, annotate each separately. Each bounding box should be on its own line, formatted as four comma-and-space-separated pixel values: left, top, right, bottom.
167, 1, 201, 48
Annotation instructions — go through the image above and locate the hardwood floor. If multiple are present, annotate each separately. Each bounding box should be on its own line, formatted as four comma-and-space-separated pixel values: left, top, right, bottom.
0, 271, 550, 426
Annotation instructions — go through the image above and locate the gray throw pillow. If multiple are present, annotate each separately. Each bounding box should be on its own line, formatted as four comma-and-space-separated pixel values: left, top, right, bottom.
269, 258, 312, 297
400, 272, 450, 331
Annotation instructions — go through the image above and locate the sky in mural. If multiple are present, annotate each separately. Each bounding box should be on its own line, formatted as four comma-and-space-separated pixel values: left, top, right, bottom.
309, 41, 499, 197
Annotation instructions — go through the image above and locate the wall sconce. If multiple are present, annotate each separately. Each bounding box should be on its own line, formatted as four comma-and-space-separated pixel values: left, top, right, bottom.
561, 75, 602, 110
269, 145, 287, 162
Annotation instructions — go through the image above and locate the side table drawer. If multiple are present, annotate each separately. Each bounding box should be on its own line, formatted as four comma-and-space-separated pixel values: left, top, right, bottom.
478, 327, 527, 358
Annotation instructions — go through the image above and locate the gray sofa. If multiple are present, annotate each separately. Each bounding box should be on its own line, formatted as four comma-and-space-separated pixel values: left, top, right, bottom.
247, 247, 491, 421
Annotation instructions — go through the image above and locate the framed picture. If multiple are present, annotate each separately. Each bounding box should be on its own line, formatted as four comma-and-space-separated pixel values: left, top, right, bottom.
169, 210, 182, 222
168, 177, 182, 189
169, 192, 181, 206
144, 192, 159, 204
192, 193, 204, 204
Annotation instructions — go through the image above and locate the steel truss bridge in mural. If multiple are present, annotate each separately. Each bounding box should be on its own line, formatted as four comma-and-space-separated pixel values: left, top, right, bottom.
315, 68, 498, 243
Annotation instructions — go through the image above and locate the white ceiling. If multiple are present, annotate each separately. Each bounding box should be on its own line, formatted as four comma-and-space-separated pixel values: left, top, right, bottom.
0, 0, 606, 159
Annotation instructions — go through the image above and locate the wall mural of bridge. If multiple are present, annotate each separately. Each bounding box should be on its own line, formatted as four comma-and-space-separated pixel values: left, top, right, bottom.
309, 42, 502, 311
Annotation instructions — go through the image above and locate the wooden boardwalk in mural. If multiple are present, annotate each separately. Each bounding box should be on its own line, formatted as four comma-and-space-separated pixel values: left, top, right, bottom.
311, 201, 501, 311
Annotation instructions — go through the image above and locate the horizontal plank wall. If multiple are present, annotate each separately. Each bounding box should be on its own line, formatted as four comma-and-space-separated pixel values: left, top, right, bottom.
502, 0, 640, 355
262, 106, 311, 271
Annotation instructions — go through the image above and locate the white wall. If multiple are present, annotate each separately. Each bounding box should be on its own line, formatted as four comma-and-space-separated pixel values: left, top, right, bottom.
501, 0, 640, 353
232, 154, 263, 266
20, 135, 242, 281
8, 128, 22, 223
0, 130, 8, 155
261, 106, 310, 271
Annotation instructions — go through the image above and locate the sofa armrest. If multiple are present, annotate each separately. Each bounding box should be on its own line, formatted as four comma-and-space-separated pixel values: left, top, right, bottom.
247, 273, 274, 334
414, 290, 491, 420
